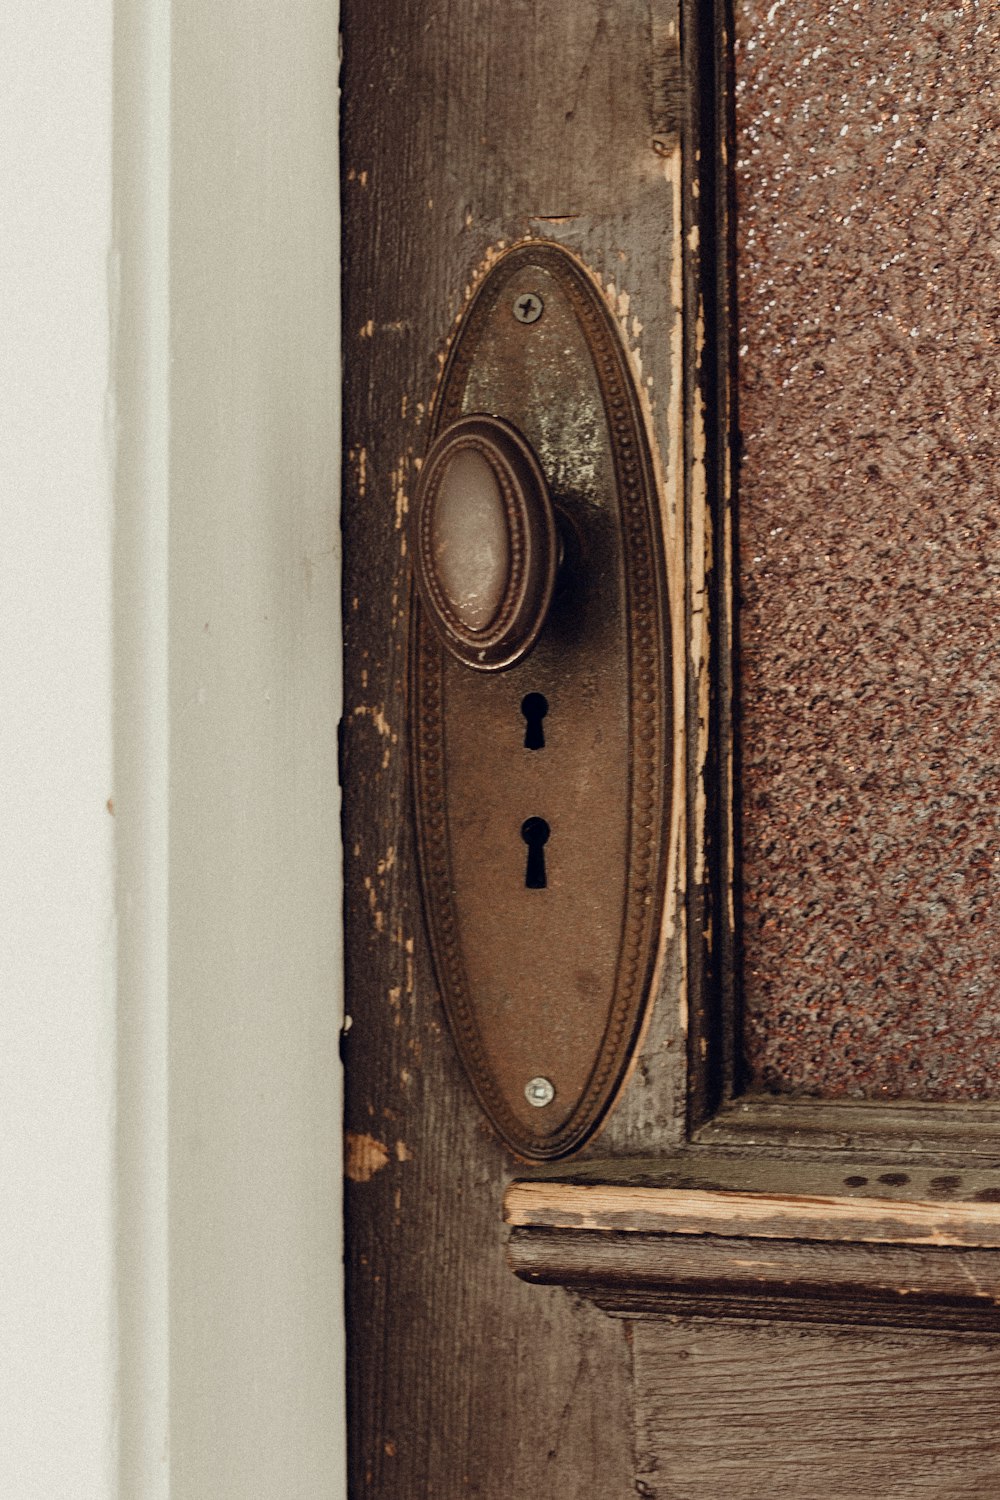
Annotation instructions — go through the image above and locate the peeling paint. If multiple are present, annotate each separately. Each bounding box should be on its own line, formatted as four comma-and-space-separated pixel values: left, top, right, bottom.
363, 874, 385, 933
391, 455, 410, 532
505, 1179, 1000, 1253
352, 703, 395, 740
348, 445, 367, 498
345, 1132, 390, 1183
661, 143, 688, 1044
689, 296, 710, 894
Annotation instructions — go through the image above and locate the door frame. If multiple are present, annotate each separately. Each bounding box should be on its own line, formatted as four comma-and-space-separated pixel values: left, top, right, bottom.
114, 0, 346, 1494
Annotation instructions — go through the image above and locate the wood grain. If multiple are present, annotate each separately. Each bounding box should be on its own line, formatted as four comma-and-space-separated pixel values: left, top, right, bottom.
506, 1179, 1000, 1248
701, 1096, 1000, 1161
341, 0, 686, 1493
633, 1319, 1000, 1499
509, 1227, 1000, 1332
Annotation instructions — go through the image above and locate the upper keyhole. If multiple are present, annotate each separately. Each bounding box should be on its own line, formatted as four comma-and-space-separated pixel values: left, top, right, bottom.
521, 692, 548, 750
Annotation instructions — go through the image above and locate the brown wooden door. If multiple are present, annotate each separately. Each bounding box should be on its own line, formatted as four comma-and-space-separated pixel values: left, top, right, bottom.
341, 4, 1000, 1496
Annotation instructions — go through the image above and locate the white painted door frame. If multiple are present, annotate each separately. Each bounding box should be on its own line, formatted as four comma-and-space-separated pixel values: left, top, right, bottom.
3, 2, 345, 1495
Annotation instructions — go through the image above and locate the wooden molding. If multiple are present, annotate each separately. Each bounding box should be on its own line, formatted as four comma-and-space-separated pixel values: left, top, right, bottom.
699, 1096, 1000, 1159
508, 1227, 1000, 1332
506, 1180, 1000, 1249
505, 1156, 1000, 1330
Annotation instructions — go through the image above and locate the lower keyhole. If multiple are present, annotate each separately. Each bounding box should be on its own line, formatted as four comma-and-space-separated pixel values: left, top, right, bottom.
521, 816, 550, 889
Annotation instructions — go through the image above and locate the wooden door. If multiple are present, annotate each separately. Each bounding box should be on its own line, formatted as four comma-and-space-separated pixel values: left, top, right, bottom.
341, 4, 1000, 1496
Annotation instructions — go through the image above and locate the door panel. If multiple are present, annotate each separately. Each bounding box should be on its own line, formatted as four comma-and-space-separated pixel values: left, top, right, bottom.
634, 1320, 1000, 1500
341, 3, 1000, 1496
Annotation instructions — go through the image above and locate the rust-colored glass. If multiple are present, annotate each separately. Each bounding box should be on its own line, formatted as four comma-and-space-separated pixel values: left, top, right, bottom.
736, 0, 999, 1098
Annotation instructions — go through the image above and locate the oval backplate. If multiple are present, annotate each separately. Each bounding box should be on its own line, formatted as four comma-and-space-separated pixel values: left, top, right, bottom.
410, 242, 671, 1159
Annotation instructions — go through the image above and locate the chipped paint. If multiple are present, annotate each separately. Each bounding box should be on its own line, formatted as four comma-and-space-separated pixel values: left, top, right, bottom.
345, 1132, 390, 1183
348, 445, 368, 498
504, 1179, 1000, 1253
661, 143, 689, 1039
720, 303, 736, 940
689, 300, 710, 896
352, 703, 395, 741
391, 456, 410, 532
363, 874, 385, 933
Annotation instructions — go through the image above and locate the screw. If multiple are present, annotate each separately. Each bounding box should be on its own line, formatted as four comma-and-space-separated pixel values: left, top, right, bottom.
525, 1076, 555, 1108
513, 292, 543, 324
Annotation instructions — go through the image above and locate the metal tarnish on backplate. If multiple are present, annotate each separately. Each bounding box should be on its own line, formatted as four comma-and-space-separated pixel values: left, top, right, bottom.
410, 242, 671, 1160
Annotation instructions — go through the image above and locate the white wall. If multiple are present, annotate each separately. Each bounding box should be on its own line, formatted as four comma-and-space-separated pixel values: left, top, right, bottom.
1, 2, 118, 1495
2, 0, 344, 1494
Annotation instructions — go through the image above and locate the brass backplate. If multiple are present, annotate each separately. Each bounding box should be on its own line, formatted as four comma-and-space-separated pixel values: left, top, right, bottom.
410, 242, 671, 1159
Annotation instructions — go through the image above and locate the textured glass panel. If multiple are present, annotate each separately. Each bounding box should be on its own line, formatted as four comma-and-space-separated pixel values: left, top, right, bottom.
736, 0, 999, 1098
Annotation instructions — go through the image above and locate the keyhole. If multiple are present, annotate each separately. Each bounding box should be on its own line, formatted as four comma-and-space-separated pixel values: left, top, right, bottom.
521, 817, 550, 889
520, 692, 548, 750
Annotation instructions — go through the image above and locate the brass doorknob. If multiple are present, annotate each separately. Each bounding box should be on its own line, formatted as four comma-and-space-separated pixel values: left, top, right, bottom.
411, 414, 558, 672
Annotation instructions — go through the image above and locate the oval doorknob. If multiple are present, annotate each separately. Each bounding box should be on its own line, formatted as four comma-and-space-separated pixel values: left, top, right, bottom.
411, 414, 559, 672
